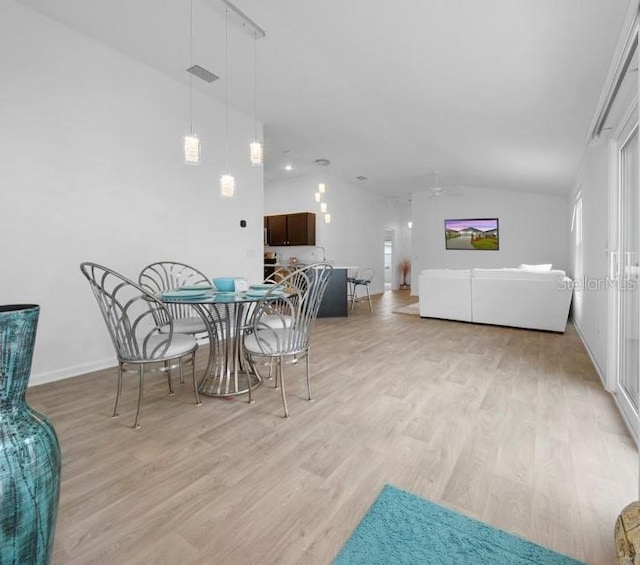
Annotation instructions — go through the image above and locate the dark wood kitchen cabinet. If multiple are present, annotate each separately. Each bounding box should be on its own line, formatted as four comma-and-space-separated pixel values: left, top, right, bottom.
287, 213, 316, 245
266, 215, 288, 245
265, 212, 316, 246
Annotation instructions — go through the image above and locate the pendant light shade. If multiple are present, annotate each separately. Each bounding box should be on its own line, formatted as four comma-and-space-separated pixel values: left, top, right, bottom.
250, 140, 263, 166
184, 134, 200, 165
314, 192, 322, 203
324, 213, 331, 224
220, 174, 236, 198
318, 182, 326, 194
320, 202, 327, 213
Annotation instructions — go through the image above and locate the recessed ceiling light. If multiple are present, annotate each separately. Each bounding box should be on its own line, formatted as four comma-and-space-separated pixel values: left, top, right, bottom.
284, 164, 293, 171
355, 175, 368, 181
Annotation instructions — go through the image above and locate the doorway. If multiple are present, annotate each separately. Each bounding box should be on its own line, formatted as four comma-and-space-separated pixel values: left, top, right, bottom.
384, 229, 393, 291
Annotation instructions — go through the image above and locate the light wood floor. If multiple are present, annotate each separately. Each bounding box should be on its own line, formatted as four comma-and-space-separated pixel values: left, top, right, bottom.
28, 291, 636, 565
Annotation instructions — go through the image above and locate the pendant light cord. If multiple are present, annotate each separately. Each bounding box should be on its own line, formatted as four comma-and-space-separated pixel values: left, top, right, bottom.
225, 6, 230, 171
189, 0, 194, 135
253, 30, 258, 141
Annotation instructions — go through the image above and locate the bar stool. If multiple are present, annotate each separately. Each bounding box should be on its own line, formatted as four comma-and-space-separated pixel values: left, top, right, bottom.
349, 267, 374, 312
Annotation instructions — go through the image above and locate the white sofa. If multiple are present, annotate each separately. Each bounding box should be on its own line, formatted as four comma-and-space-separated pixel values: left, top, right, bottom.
419, 268, 573, 332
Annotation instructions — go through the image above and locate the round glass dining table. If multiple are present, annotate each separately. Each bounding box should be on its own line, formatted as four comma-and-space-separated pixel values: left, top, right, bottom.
159, 290, 269, 398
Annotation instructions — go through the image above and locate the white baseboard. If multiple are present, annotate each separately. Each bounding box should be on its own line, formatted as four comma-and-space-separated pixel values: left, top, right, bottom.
572, 317, 639, 444
611, 390, 639, 445
29, 357, 117, 387
27, 337, 213, 387
571, 317, 607, 390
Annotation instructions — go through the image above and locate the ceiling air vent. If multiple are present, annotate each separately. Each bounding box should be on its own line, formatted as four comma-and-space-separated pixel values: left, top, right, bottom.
355, 176, 368, 181
187, 65, 219, 83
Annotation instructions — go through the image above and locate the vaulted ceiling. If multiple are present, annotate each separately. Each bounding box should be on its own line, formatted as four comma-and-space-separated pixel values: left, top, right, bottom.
18, 0, 631, 196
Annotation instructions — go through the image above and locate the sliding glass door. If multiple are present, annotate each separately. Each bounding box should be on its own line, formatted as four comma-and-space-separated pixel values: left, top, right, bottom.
613, 113, 640, 433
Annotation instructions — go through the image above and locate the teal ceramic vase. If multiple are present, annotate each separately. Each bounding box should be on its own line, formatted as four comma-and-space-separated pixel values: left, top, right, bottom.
0, 304, 61, 565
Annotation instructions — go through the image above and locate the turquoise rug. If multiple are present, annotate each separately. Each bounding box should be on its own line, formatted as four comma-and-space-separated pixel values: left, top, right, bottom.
332, 485, 586, 565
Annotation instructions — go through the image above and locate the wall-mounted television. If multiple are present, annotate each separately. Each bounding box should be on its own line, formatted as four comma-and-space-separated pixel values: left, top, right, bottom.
444, 218, 499, 251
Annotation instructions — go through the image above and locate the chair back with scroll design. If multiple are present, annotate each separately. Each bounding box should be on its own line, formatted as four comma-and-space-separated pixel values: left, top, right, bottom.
139, 261, 210, 332
244, 263, 333, 417
263, 266, 293, 285
80, 262, 200, 428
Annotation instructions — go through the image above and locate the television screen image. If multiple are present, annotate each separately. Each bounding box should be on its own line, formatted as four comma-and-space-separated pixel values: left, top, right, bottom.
444, 218, 499, 250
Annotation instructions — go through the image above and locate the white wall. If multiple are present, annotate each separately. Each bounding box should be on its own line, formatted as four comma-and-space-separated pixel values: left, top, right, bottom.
0, 3, 263, 384
410, 187, 570, 290
264, 176, 389, 295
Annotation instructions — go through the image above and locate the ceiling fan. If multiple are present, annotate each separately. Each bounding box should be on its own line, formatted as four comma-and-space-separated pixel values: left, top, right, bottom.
426, 171, 461, 198
428, 185, 445, 197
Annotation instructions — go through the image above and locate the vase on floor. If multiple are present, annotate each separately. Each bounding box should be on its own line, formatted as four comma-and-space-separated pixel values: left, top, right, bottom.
0, 304, 61, 565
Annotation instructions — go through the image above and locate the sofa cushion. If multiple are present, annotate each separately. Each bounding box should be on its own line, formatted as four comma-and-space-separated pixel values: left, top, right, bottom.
420, 269, 471, 279
472, 268, 566, 280
519, 263, 552, 271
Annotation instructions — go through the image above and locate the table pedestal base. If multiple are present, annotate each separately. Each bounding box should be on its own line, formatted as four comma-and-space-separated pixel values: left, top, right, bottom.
198, 370, 261, 397
191, 302, 263, 398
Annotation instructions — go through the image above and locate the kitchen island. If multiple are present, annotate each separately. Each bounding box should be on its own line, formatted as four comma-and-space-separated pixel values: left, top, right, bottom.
263, 263, 356, 317
317, 266, 356, 318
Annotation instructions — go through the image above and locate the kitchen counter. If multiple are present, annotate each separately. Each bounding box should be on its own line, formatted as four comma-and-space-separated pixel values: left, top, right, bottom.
263, 263, 309, 270
264, 263, 358, 270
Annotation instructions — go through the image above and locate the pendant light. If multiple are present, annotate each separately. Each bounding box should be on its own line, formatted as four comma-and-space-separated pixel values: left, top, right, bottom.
249, 30, 263, 166
314, 158, 331, 221
220, 6, 235, 198
183, 0, 200, 165
249, 142, 263, 166
315, 159, 330, 194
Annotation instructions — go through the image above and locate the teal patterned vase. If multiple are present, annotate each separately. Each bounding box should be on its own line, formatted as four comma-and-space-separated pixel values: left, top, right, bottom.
0, 305, 61, 565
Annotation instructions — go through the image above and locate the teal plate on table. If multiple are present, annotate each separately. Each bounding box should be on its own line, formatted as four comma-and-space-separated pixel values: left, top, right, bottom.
161, 289, 210, 299
246, 289, 285, 298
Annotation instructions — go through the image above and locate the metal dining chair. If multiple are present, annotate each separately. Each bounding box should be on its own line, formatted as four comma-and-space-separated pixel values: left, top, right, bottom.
80, 262, 201, 429
138, 261, 210, 337
263, 266, 294, 285
348, 267, 374, 312
243, 263, 333, 417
